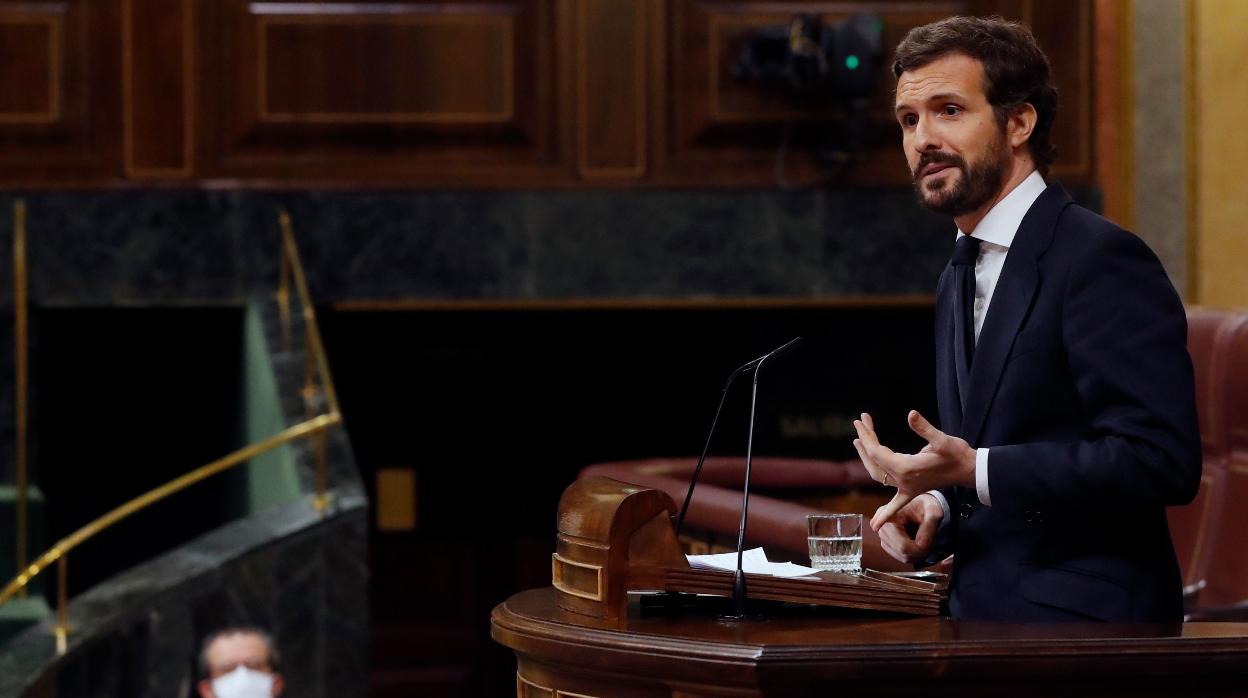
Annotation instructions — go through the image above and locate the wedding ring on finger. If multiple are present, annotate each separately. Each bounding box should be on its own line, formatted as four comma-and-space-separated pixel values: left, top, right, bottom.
882, 472, 890, 486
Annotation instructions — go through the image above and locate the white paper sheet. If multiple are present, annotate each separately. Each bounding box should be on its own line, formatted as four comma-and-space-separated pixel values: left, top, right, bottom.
686, 547, 820, 578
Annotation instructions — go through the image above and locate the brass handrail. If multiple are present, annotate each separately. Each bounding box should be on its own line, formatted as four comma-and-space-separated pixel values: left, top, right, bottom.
0, 415, 341, 607
277, 209, 339, 510
13, 200, 29, 597
277, 210, 340, 416
0, 209, 341, 652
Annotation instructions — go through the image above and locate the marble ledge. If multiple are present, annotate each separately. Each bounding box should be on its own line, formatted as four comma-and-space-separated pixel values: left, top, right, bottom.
0, 486, 367, 697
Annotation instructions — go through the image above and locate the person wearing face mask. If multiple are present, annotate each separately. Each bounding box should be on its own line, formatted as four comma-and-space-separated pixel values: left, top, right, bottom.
197, 627, 285, 698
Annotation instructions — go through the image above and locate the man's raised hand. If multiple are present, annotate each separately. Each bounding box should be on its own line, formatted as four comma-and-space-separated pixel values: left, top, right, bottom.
852, 410, 975, 530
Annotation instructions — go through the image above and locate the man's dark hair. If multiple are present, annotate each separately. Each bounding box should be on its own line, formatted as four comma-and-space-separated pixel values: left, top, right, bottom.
198, 626, 282, 678
893, 15, 1058, 176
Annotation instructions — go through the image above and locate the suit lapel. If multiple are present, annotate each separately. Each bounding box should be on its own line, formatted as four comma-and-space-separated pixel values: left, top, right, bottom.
933, 264, 962, 435
960, 184, 1072, 445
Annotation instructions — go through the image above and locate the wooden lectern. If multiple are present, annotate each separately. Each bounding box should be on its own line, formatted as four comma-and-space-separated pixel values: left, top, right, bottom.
493, 477, 1248, 696
551, 477, 944, 626
550, 476, 687, 624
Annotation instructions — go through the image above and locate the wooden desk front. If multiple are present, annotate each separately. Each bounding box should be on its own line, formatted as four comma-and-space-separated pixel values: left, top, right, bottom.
492, 587, 1248, 697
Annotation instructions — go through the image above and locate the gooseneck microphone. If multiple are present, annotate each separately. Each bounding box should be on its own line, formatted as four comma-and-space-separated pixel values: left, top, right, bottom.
674, 337, 803, 541
730, 336, 801, 619
674, 364, 757, 540
667, 337, 801, 619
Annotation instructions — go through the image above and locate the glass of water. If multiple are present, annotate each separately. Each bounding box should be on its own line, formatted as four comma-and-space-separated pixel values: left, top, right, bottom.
807, 513, 863, 574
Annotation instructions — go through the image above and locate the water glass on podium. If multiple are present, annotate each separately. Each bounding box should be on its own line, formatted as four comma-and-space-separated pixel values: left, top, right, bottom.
807, 513, 863, 574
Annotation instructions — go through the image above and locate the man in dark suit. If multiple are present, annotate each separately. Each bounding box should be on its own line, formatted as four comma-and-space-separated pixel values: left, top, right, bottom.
852, 16, 1201, 622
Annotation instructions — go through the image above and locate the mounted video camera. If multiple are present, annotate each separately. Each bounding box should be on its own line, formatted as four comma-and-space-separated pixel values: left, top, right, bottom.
734, 13, 884, 101
733, 13, 885, 180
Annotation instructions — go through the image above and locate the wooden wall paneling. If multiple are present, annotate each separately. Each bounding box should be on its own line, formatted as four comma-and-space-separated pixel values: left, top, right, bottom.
556, 0, 576, 181
1092, 0, 1128, 226
0, 0, 121, 184
0, 0, 1095, 188
197, 0, 564, 185
256, 13, 515, 124
1015, 0, 1093, 182
124, 0, 193, 178
0, 7, 60, 124
644, 0, 669, 183
657, 0, 1095, 188
575, 0, 648, 179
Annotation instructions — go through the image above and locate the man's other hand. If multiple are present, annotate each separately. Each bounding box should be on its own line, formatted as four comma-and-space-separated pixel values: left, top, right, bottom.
875, 493, 944, 565
852, 410, 975, 528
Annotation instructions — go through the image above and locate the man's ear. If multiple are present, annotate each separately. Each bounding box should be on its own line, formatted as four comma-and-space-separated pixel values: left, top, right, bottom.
1008, 102, 1038, 149
197, 679, 215, 698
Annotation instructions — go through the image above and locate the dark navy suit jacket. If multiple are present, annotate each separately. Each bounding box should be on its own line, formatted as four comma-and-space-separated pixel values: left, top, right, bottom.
931, 184, 1201, 622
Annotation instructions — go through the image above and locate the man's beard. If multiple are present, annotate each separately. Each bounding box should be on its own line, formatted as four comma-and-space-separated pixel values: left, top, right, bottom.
911, 130, 1009, 217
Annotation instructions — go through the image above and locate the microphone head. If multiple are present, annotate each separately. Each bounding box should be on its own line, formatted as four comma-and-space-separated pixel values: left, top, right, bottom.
771, 336, 802, 357
749, 337, 803, 379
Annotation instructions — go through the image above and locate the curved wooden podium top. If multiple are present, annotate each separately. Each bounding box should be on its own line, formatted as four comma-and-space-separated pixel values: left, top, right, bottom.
492, 587, 1248, 697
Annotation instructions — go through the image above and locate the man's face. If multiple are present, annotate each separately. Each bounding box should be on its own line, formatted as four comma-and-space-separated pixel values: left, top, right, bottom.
895, 52, 1010, 217
197, 632, 283, 697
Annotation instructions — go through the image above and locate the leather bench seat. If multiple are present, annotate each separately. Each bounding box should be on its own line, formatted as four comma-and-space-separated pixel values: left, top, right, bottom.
1169, 309, 1236, 600
1185, 310, 1248, 619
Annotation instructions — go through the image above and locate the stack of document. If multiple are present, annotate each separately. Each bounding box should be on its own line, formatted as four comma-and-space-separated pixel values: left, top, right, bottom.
670, 549, 947, 615
686, 547, 820, 578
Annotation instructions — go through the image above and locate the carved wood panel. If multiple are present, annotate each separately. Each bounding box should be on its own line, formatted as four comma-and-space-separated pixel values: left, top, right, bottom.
0, 0, 120, 183
195, 0, 563, 184
0, 13, 60, 123
1020, 0, 1092, 180
124, 0, 193, 178
575, 0, 649, 180
0, 0, 1098, 188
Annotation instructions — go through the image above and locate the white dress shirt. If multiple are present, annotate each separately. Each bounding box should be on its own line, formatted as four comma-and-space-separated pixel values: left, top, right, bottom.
929, 170, 1047, 524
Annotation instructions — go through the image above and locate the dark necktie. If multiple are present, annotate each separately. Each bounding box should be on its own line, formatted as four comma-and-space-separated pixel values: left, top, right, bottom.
951, 235, 981, 409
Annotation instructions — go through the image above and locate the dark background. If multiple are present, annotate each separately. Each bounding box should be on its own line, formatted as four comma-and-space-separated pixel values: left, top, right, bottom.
35, 307, 243, 596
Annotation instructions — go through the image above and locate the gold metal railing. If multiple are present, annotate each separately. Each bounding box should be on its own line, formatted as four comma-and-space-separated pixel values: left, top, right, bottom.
0, 207, 340, 653
13, 200, 29, 599
277, 209, 340, 510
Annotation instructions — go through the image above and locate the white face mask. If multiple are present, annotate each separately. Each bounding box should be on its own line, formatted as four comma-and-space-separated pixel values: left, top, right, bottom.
210, 666, 275, 698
